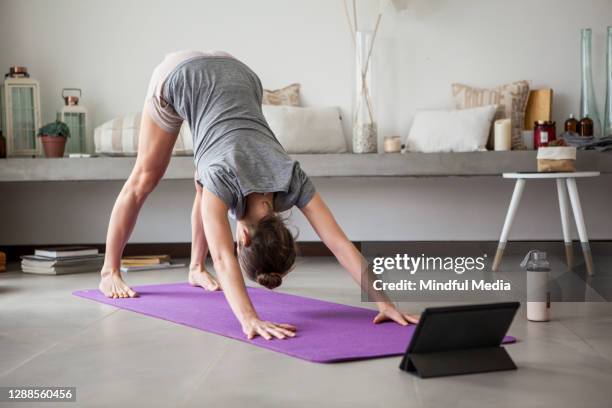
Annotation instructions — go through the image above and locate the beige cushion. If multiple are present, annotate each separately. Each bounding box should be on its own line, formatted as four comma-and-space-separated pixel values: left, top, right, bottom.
452, 80, 530, 150
406, 105, 497, 153
93, 113, 193, 156
262, 105, 347, 153
262, 83, 301, 106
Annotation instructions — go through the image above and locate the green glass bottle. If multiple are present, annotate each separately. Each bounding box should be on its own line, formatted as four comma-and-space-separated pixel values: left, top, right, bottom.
604, 26, 612, 138
580, 29, 603, 139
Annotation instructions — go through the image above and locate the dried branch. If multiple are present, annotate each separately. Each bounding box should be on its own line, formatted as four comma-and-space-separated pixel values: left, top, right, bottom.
342, 0, 356, 45
363, 13, 382, 76
353, 0, 358, 33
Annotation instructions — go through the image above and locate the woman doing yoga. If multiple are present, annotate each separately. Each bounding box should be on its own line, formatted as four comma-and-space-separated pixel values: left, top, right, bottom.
98, 51, 418, 340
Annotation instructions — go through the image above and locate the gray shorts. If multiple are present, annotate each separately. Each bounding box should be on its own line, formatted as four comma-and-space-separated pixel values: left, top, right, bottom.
144, 50, 234, 134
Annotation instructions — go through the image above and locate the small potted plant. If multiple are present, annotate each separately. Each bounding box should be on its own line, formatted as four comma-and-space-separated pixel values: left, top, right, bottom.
38, 120, 70, 158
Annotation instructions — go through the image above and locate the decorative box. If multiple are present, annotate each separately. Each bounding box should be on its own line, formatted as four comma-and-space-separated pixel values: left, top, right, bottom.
537, 146, 577, 172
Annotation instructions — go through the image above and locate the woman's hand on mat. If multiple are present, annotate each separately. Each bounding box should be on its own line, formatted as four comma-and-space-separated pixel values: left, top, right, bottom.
99, 269, 138, 299
373, 304, 419, 326
242, 317, 297, 340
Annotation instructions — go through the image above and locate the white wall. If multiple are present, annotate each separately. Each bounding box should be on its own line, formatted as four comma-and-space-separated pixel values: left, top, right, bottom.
2, 176, 612, 244
2, 0, 611, 137
0, 0, 355, 141
1, 0, 611, 244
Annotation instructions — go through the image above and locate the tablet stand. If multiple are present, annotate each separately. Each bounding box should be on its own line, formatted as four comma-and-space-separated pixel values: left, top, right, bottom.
399, 346, 517, 378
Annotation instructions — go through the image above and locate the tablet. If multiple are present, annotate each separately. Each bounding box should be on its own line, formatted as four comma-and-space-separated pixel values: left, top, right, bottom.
401, 302, 520, 377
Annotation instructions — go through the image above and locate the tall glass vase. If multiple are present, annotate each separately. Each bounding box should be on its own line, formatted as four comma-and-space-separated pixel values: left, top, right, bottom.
353, 31, 377, 153
580, 28, 603, 139
604, 26, 612, 138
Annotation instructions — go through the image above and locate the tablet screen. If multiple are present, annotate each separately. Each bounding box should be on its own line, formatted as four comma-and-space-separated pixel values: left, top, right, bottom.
407, 302, 519, 354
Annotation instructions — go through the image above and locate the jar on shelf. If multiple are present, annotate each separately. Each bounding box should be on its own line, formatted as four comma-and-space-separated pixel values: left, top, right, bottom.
383, 136, 401, 153
534, 120, 556, 149
579, 115, 594, 137
564, 114, 580, 134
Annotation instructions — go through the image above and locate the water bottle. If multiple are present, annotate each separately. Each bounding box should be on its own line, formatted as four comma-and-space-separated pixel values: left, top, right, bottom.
520, 250, 551, 322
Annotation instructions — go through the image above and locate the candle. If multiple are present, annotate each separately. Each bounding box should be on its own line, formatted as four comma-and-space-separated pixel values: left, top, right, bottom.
383, 136, 402, 153
494, 119, 512, 151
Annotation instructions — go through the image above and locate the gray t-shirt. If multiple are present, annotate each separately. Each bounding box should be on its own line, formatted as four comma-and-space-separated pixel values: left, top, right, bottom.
164, 56, 315, 219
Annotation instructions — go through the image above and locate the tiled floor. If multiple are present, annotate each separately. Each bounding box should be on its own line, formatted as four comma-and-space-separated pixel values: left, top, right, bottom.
1, 257, 612, 407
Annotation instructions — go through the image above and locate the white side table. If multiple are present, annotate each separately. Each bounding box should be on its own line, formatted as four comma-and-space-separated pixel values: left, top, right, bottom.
491, 171, 600, 275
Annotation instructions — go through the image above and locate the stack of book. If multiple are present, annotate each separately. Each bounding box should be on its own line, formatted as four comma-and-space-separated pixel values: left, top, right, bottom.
21, 246, 104, 275
0, 251, 6, 272
120, 255, 184, 272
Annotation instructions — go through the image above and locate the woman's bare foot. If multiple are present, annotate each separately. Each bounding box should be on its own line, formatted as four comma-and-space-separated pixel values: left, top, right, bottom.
99, 269, 138, 298
188, 265, 221, 291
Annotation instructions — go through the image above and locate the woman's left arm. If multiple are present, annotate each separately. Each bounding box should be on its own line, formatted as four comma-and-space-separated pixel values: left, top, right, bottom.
300, 193, 419, 325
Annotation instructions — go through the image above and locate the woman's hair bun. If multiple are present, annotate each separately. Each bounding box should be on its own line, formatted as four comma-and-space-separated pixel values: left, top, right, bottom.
256, 272, 283, 290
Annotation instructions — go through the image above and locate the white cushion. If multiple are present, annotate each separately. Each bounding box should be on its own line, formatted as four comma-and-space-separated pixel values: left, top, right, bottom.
406, 105, 497, 153
262, 105, 347, 154
93, 113, 193, 156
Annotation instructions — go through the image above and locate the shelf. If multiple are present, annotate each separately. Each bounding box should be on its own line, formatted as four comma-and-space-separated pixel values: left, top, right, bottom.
0, 151, 610, 182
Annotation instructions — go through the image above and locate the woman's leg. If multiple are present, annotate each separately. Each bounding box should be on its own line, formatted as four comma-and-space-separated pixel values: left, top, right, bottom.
99, 108, 179, 298
188, 171, 221, 291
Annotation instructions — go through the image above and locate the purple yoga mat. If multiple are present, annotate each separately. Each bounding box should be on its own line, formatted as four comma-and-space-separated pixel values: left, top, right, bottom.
73, 283, 515, 363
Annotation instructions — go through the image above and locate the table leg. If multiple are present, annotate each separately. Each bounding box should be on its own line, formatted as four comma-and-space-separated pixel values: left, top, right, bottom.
556, 179, 574, 268
492, 179, 526, 272
566, 178, 594, 275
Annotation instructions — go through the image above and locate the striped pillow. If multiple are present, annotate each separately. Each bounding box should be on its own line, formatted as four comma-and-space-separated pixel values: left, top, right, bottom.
262, 83, 301, 106
452, 81, 530, 150
94, 113, 193, 156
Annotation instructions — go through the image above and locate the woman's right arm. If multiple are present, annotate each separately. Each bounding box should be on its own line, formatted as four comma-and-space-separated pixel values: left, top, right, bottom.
200, 188, 296, 340
301, 193, 419, 326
